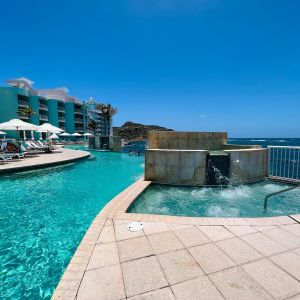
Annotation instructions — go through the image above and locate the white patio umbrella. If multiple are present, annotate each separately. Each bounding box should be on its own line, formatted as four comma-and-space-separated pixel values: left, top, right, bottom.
0, 119, 38, 140
83, 133, 93, 136
0, 131, 6, 139
72, 132, 82, 137
60, 132, 71, 136
38, 123, 63, 140
49, 133, 59, 139
38, 123, 64, 133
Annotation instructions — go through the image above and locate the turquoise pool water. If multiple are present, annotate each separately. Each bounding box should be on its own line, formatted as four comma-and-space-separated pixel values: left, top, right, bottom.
0, 148, 144, 299
128, 181, 300, 218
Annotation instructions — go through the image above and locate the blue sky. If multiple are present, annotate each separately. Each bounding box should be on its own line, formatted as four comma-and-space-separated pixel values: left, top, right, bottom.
0, 0, 299, 137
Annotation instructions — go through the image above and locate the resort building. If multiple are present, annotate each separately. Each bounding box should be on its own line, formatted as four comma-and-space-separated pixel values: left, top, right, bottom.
0, 77, 110, 138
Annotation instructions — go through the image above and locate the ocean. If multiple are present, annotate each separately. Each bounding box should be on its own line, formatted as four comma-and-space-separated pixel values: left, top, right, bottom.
122, 138, 300, 153
227, 138, 300, 148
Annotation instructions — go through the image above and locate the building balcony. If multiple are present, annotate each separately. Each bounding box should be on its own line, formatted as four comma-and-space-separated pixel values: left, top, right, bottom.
39, 103, 48, 111
58, 117, 66, 122
58, 107, 65, 113
75, 126, 84, 132
74, 118, 84, 123
19, 113, 29, 120
59, 126, 66, 131
18, 100, 29, 107
39, 114, 48, 121
74, 108, 83, 114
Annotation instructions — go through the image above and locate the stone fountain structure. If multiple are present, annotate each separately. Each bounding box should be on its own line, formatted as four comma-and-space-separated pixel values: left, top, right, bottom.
145, 131, 268, 185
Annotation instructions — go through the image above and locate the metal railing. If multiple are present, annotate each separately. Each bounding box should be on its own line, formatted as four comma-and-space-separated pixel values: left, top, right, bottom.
58, 117, 65, 122
58, 107, 65, 113
19, 114, 29, 119
74, 109, 83, 114
39, 104, 48, 110
74, 118, 84, 123
268, 146, 300, 182
39, 114, 48, 121
18, 100, 29, 107
264, 184, 300, 209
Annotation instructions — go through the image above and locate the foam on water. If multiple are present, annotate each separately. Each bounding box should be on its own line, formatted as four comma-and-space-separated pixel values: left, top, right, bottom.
128, 181, 300, 218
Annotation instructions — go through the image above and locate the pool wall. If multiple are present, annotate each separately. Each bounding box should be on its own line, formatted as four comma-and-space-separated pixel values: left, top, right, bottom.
225, 148, 268, 184
148, 131, 228, 150
145, 131, 268, 185
145, 149, 208, 185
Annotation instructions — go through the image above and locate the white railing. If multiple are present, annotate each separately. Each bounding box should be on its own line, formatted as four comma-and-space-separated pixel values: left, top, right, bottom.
39, 114, 48, 121
18, 100, 29, 107
58, 117, 65, 122
74, 118, 84, 123
19, 114, 29, 119
58, 107, 65, 113
74, 109, 83, 114
39, 103, 48, 110
268, 146, 300, 182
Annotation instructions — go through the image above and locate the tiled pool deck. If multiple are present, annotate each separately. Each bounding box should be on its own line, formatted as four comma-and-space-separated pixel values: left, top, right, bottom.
0, 147, 90, 174
52, 179, 300, 300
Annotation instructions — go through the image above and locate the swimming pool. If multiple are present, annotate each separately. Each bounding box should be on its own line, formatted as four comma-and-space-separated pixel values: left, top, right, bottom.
0, 148, 144, 299
128, 181, 300, 218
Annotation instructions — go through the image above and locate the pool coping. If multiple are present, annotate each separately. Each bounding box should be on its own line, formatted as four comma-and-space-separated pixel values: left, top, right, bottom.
0, 147, 90, 175
51, 178, 300, 299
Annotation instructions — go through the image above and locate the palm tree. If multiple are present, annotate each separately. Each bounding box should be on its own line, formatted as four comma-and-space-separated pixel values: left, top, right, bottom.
88, 119, 98, 136
18, 105, 35, 119
95, 103, 118, 136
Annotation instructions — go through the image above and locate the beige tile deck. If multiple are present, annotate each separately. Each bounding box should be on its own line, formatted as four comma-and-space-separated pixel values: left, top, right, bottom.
198, 225, 235, 241
122, 256, 168, 297
189, 243, 236, 274
117, 236, 153, 262
52, 179, 300, 300
127, 287, 175, 300
209, 267, 273, 300
157, 249, 204, 284
77, 265, 125, 300
270, 251, 300, 281
171, 276, 224, 300
243, 259, 300, 299
173, 226, 211, 247
225, 225, 257, 236
147, 231, 184, 254
86, 242, 119, 270
216, 237, 262, 264
241, 232, 287, 256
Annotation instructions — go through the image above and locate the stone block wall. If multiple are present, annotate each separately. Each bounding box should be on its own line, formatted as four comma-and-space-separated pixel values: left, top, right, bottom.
224, 148, 268, 184
109, 136, 122, 152
148, 131, 227, 150
145, 149, 208, 185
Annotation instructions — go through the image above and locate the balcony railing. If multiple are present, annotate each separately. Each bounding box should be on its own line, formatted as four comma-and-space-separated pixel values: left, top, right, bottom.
74, 109, 83, 114
18, 100, 29, 107
74, 118, 84, 123
58, 107, 65, 113
268, 146, 300, 182
39, 114, 48, 121
39, 103, 48, 111
58, 117, 66, 122
18, 113, 29, 119
75, 127, 84, 132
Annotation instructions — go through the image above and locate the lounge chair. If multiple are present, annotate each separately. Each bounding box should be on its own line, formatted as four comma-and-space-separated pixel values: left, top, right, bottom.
0, 153, 12, 164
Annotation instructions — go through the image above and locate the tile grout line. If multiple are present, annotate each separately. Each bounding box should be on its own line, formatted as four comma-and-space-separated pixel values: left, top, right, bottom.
114, 218, 128, 300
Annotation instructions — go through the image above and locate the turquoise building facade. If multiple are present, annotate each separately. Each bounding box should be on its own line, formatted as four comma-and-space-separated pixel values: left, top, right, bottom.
0, 78, 109, 138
